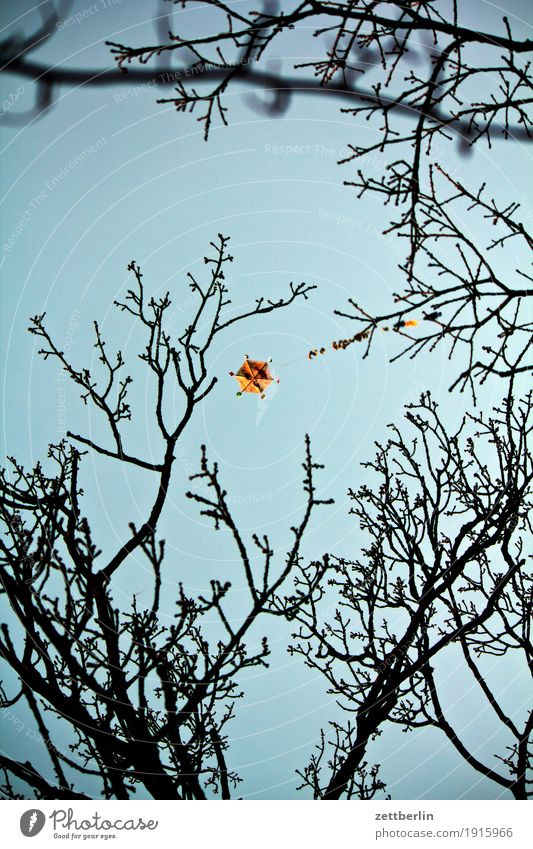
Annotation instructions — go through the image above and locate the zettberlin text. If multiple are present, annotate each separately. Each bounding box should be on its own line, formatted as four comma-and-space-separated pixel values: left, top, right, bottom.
375, 811, 434, 821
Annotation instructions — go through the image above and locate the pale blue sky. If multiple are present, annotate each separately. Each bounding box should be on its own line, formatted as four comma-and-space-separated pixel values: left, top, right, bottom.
0, 0, 531, 799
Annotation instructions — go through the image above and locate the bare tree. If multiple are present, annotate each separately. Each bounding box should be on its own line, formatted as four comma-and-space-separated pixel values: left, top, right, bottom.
0, 235, 331, 800
279, 387, 532, 799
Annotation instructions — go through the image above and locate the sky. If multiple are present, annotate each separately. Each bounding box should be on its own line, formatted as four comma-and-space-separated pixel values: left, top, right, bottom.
0, 0, 531, 799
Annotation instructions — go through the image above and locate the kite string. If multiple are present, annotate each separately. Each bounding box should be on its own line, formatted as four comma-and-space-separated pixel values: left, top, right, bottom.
270, 351, 311, 375
265, 310, 444, 376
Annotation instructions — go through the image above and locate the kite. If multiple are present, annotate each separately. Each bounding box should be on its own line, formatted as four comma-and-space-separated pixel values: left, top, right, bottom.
229, 356, 279, 399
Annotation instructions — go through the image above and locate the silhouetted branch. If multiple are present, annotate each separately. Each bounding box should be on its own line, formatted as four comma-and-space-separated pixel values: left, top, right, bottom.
100, 1, 532, 156
331, 167, 532, 397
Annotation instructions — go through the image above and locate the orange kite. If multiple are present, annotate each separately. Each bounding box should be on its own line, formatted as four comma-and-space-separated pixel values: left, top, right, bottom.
229, 357, 278, 399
